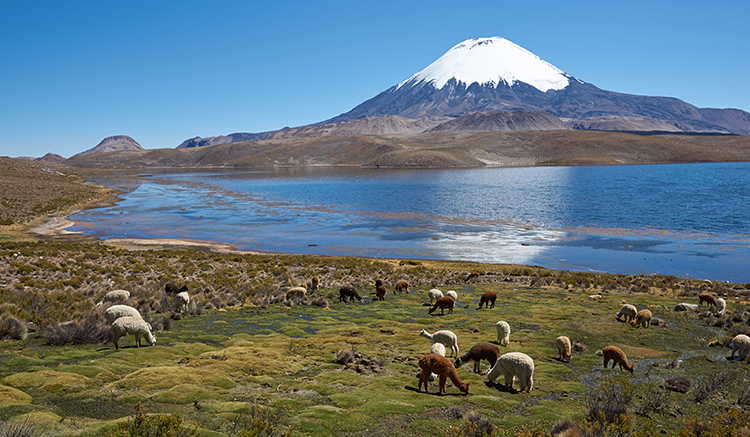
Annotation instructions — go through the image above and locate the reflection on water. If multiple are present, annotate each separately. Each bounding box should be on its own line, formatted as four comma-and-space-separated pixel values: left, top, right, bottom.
71, 164, 750, 282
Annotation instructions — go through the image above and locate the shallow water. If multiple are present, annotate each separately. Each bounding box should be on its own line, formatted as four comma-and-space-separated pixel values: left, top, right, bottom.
71, 163, 750, 282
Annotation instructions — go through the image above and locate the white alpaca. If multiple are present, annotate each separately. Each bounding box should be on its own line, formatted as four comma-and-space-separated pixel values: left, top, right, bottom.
103, 305, 143, 325
714, 298, 727, 317
731, 334, 750, 361
674, 303, 699, 312
175, 291, 190, 313
427, 289, 443, 305
496, 321, 511, 346
419, 329, 459, 357
97, 289, 130, 306
615, 304, 637, 322
487, 352, 535, 392
446, 290, 458, 301
111, 316, 156, 350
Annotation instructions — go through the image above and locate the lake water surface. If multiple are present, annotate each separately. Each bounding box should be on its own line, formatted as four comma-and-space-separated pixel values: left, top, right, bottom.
71, 163, 750, 282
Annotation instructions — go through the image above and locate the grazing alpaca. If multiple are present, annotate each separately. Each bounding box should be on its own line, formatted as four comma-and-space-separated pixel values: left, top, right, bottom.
630, 309, 652, 328
455, 343, 499, 373
394, 280, 409, 294
310, 276, 319, 292
375, 279, 384, 288
429, 296, 455, 315
286, 286, 307, 300
375, 285, 387, 301
615, 304, 637, 322
418, 353, 470, 394
339, 286, 364, 303
420, 329, 459, 357
165, 283, 188, 295
478, 291, 497, 309
556, 336, 572, 362
699, 293, 717, 307
465, 271, 480, 282
487, 352, 534, 392
602, 346, 634, 373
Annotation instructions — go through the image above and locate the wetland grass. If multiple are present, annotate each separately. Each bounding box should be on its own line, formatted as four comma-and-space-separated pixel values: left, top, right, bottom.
1, 241, 750, 435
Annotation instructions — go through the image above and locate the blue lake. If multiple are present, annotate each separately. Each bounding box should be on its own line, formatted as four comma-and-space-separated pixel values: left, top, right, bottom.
71, 162, 750, 282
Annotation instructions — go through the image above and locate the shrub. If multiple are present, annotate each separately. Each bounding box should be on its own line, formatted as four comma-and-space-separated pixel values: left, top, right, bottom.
694, 369, 732, 403
223, 403, 291, 437
587, 376, 634, 425
101, 402, 198, 437
0, 418, 46, 437
0, 312, 28, 341
40, 310, 112, 346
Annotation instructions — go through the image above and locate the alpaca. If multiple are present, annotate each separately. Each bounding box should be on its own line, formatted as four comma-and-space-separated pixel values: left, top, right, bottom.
602, 346, 634, 373
454, 343, 499, 373
286, 286, 307, 300
418, 353, 470, 394
465, 271, 480, 282
394, 280, 409, 294
487, 352, 534, 392
556, 336, 571, 362
111, 316, 156, 350
478, 291, 496, 309
419, 329, 459, 357
427, 289, 443, 304
496, 321, 511, 346
630, 309, 652, 328
310, 276, 319, 292
429, 296, 455, 315
165, 283, 188, 295
375, 285, 387, 301
615, 304, 637, 322
699, 293, 717, 307
339, 287, 364, 303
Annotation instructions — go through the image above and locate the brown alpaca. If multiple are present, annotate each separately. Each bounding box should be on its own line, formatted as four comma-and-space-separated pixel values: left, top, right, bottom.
429, 296, 455, 315
454, 343, 499, 373
375, 285, 387, 301
165, 283, 188, 295
418, 353, 470, 394
602, 346, 634, 373
630, 309, 652, 328
465, 271, 480, 282
394, 280, 409, 294
699, 293, 717, 307
339, 287, 363, 303
310, 276, 319, 292
478, 291, 497, 309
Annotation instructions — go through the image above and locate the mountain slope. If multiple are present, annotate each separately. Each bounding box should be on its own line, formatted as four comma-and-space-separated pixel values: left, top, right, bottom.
325, 37, 750, 136
70, 135, 144, 159
427, 111, 568, 133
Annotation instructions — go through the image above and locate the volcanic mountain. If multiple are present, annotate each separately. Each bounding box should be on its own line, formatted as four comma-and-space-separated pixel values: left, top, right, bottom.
324, 37, 750, 135
70, 135, 145, 158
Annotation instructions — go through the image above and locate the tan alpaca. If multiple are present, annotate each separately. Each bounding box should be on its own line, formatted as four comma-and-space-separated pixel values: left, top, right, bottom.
630, 309, 652, 328
556, 336, 571, 362
698, 293, 717, 307
418, 353, 470, 394
602, 346, 634, 373
394, 280, 409, 294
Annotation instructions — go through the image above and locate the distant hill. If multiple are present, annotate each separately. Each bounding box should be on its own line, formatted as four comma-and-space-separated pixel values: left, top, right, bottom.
70, 135, 144, 159
426, 111, 567, 133
35, 153, 66, 163
266, 115, 452, 139
63, 130, 750, 169
176, 132, 275, 149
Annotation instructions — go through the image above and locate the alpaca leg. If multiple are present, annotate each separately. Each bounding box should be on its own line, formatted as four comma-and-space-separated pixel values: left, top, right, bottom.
438, 375, 447, 394
504, 373, 513, 389
473, 360, 480, 373
419, 369, 429, 392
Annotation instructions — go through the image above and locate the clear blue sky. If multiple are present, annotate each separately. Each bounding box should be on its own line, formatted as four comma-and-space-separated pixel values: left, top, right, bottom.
1, 1, 748, 158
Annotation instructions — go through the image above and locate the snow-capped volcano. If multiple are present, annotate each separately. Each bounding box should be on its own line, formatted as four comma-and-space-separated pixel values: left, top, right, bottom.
322, 36, 750, 135
397, 37, 570, 93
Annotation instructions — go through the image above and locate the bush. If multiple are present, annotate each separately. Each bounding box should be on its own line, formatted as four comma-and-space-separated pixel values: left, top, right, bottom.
40, 310, 111, 346
587, 376, 634, 425
694, 369, 732, 403
0, 312, 28, 341
223, 403, 291, 437
101, 402, 198, 437
0, 418, 46, 437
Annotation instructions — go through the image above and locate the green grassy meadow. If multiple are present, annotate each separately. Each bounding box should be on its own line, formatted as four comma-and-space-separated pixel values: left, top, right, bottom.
1, 242, 750, 436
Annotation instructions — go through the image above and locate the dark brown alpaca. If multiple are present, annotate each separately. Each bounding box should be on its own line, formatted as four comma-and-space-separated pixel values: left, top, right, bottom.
478, 291, 497, 309
339, 287, 363, 303
394, 280, 408, 294
165, 283, 188, 295
429, 296, 455, 315
418, 353, 470, 395
310, 276, 319, 292
375, 285, 387, 301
